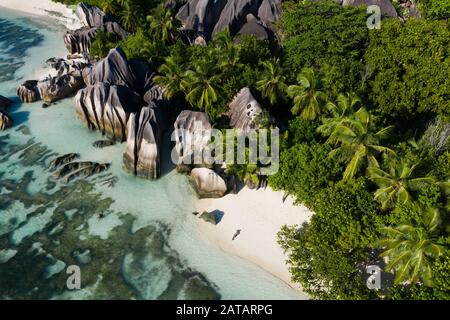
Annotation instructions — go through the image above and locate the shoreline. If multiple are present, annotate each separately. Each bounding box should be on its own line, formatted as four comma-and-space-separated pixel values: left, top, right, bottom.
0, 0, 81, 30
194, 187, 312, 298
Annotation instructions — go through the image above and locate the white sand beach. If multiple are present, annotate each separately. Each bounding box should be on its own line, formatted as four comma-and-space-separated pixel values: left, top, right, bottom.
195, 187, 312, 297
0, 0, 81, 29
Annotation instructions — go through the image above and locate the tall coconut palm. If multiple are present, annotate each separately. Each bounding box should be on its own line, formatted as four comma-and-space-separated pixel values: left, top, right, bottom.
368, 161, 436, 210
327, 107, 395, 181
256, 58, 287, 106
317, 92, 361, 144
287, 67, 328, 120
181, 59, 220, 117
146, 5, 175, 44
379, 205, 446, 286
120, 1, 140, 32
153, 55, 185, 100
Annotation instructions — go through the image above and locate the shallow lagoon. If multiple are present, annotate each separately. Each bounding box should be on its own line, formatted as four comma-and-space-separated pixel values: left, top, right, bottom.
0, 8, 305, 299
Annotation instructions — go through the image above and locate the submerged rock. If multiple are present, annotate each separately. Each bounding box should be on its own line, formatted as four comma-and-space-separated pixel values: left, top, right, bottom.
53, 161, 95, 179
17, 80, 40, 103
64, 162, 110, 183
228, 87, 262, 131
49, 153, 80, 170
0, 110, 13, 130
342, 0, 398, 17
173, 110, 212, 168
93, 140, 116, 148
123, 103, 163, 180
75, 82, 141, 141
189, 168, 227, 198
52, 161, 110, 181
0, 95, 12, 110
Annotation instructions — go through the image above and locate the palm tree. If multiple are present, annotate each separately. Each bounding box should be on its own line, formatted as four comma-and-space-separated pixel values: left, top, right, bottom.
153, 55, 185, 100
120, 1, 141, 32
146, 5, 175, 44
256, 58, 287, 106
181, 59, 220, 117
368, 161, 436, 210
327, 107, 395, 181
287, 67, 328, 120
317, 92, 361, 144
379, 205, 446, 286
101, 0, 119, 15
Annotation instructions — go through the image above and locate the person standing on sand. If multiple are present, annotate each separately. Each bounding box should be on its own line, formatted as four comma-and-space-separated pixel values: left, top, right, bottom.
232, 229, 241, 240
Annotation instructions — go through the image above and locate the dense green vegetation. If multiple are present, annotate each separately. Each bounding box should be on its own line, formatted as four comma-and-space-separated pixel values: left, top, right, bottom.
55, 0, 450, 299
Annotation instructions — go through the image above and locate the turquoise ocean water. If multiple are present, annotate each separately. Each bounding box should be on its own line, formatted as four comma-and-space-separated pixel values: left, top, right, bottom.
0, 7, 305, 299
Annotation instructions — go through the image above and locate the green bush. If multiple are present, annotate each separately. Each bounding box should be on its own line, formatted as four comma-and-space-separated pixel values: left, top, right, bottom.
365, 19, 450, 120
278, 179, 379, 299
268, 142, 342, 207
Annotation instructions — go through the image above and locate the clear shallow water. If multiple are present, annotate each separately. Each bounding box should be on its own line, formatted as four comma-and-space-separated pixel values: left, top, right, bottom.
0, 7, 305, 300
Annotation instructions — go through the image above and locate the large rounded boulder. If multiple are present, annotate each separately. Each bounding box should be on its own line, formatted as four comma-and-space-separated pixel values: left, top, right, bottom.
189, 168, 227, 198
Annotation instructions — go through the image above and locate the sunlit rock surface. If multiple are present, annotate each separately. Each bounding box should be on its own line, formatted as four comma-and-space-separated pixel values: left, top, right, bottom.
228, 87, 262, 131
173, 110, 212, 169
123, 104, 164, 180
17, 80, 40, 103
189, 168, 227, 198
75, 82, 141, 141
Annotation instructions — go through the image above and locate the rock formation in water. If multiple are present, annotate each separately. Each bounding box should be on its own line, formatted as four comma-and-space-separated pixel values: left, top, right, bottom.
38, 71, 84, 104
189, 168, 227, 198
93, 140, 116, 148
64, 162, 110, 183
228, 87, 262, 131
51, 159, 110, 182
0, 110, 13, 130
123, 103, 164, 180
75, 82, 142, 141
17, 80, 40, 103
342, 0, 398, 17
173, 110, 212, 169
18, 58, 86, 104
49, 153, 80, 170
